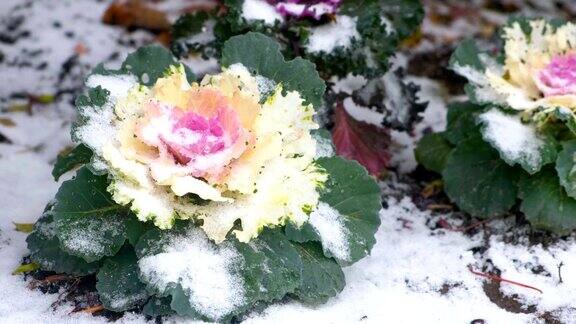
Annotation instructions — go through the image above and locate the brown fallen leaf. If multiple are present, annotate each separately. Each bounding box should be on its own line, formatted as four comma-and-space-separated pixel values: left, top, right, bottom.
102, 0, 171, 31
73, 305, 105, 314
0, 118, 16, 127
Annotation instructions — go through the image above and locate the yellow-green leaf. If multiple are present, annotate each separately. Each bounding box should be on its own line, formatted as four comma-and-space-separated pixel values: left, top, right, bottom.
12, 262, 39, 275
13, 222, 35, 233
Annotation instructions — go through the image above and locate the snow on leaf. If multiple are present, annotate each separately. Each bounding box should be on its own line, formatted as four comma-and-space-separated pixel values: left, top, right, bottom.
478, 108, 557, 174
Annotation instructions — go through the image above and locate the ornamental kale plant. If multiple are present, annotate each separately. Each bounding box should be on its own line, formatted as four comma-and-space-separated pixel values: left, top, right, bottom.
416, 18, 576, 233
170, 0, 426, 131
26, 33, 381, 322
172, 0, 423, 78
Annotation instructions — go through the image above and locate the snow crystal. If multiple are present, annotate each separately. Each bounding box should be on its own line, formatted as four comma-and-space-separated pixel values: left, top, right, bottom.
74, 101, 116, 163
138, 227, 245, 320
57, 216, 124, 258
309, 202, 350, 261
86, 74, 137, 99
479, 108, 544, 168
256, 75, 276, 97
313, 134, 335, 158
306, 16, 360, 53
76, 74, 137, 165
242, 0, 283, 24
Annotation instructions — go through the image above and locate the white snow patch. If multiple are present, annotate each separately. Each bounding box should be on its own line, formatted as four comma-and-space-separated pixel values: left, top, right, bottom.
309, 202, 350, 261
382, 69, 409, 125
486, 236, 576, 321
58, 216, 124, 258
242, 0, 283, 24
452, 64, 504, 104
313, 134, 335, 158
330, 74, 367, 95
255, 75, 276, 96
306, 16, 360, 53
182, 19, 215, 45
479, 108, 544, 168
75, 101, 116, 164
246, 197, 533, 323
342, 97, 383, 127
138, 227, 245, 320
86, 74, 137, 99
181, 56, 219, 76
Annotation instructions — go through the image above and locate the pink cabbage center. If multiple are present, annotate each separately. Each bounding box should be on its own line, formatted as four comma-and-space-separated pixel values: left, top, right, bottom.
537, 53, 576, 97
139, 100, 248, 178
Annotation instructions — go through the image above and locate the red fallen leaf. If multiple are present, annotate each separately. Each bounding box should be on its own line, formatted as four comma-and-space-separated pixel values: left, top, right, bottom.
332, 102, 391, 178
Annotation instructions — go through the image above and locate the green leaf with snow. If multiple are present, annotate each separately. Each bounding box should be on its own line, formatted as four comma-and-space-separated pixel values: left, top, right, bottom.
291, 241, 345, 304
443, 101, 485, 145
329, 0, 423, 76
478, 109, 557, 174
519, 167, 576, 233
343, 0, 423, 40
285, 222, 320, 243
134, 224, 316, 321
449, 39, 485, 72
50, 167, 141, 263
249, 228, 303, 302
312, 128, 335, 158
96, 247, 149, 312
443, 136, 520, 218
415, 133, 453, 173
448, 40, 500, 103
552, 107, 576, 135
143, 297, 175, 317
121, 45, 195, 85
312, 156, 381, 265
172, 12, 211, 41
555, 140, 576, 199
27, 214, 101, 276
52, 144, 93, 181
221, 32, 325, 109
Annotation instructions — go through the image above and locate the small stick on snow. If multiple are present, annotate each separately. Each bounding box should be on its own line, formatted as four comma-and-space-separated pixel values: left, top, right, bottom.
438, 218, 493, 232
558, 262, 564, 284
28, 274, 74, 289
72, 304, 104, 314
427, 204, 453, 210
467, 265, 543, 294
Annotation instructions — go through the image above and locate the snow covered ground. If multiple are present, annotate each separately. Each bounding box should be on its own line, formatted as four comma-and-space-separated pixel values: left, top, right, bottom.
1, 1, 576, 323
